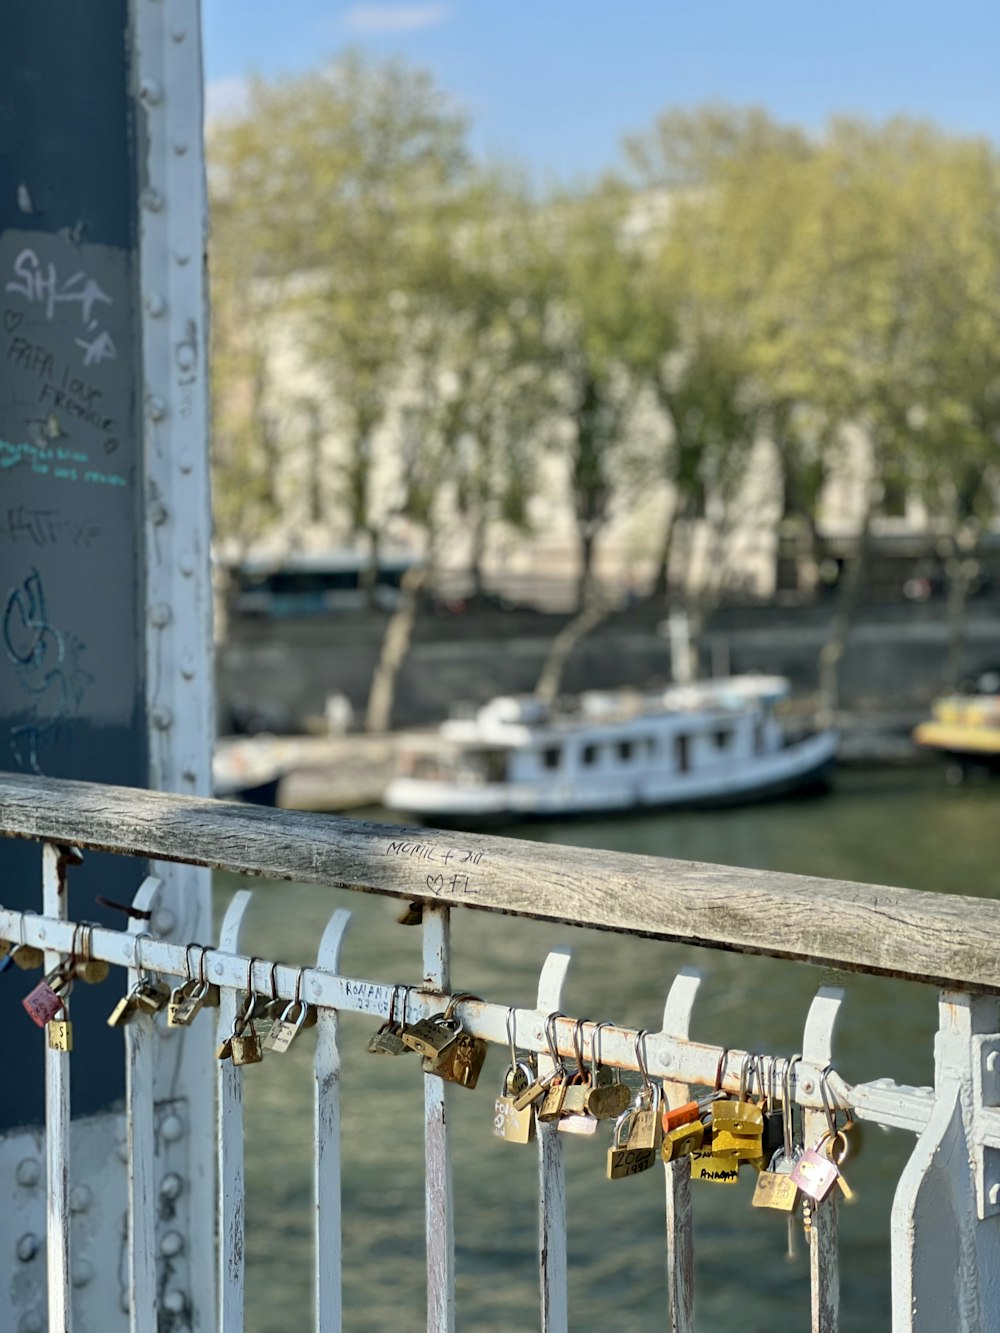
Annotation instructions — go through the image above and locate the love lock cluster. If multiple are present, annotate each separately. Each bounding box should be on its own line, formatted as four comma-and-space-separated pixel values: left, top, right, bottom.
366, 986, 488, 1089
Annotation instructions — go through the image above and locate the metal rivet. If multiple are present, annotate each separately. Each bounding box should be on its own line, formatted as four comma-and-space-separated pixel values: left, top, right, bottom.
145, 293, 166, 317
178, 449, 194, 474
71, 1259, 94, 1288
160, 1231, 185, 1258
212, 963, 223, 978
171, 28, 186, 42
16, 1233, 40, 1262
310, 980, 322, 1000
147, 395, 167, 422
161, 1114, 185, 1143
163, 1289, 187, 1315
801, 1080, 814, 1095
176, 342, 196, 372
140, 78, 164, 105
180, 651, 196, 680
174, 250, 191, 265
151, 707, 173, 731
16, 1158, 41, 1187
160, 1173, 184, 1202
148, 602, 172, 628
69, 1186, 92, 1213
141, 188, 164, 212
173, 141, 189, 156
180, 552, 196, 576
150, 500, 169, 526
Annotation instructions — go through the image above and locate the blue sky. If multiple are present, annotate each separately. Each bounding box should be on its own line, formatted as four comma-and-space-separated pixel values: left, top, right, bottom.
202, 1, 1000, 182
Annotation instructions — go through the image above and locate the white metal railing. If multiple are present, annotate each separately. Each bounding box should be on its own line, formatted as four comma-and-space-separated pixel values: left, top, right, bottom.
3, 777, 1000, 1330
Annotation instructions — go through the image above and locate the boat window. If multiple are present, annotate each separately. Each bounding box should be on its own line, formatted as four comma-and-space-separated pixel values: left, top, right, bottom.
713, 729, 732, 750
582, 743, 599, 765
542, 746, 561, 770
617, 740, 634, 762
675, 734, 689, 772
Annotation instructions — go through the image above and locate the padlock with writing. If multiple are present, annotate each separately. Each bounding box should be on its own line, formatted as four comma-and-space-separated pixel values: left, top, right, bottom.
48, 1017, 73, 1052
23, 964, 72, 1028
690, 1149, 741, 1184
494, 1061, 537, 1144
263, 1000, 313, 1054
752, 1150, 800, 1211
607, 1109, 658, 1180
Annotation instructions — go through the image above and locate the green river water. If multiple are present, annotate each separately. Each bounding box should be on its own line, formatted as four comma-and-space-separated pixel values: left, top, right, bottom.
217, 766, 997, 1331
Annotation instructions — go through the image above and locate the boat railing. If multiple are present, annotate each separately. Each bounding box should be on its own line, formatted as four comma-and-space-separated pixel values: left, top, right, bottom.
1, 770, 998, 1331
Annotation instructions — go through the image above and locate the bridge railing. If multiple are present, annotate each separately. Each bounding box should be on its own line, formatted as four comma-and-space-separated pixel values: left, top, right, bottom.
2, 771, 999, 1332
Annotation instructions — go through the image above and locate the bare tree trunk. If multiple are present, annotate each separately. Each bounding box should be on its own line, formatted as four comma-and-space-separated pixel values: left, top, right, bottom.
364, 565, 427, 734
942, 522, 980, 688
534, 594, 613, 705
575, 528, 599, 612
468, 508, 487, 601
649, 492, 683, 600
816, 487, 878, 728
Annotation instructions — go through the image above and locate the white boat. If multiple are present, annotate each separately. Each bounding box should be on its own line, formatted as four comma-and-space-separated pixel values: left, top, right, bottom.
384, 676, 838, 827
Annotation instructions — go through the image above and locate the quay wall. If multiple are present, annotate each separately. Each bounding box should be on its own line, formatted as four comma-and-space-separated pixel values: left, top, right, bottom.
217, 603, 1000, 735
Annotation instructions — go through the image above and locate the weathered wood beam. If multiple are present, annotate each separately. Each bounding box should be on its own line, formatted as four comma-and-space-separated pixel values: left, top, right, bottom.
1, 772, 997, 991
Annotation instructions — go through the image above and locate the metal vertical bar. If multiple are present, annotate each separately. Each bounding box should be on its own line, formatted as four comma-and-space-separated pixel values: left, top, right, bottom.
125, 877, 164, 1333
802, 987, 844, 1333
216, 890, 253, 1333
42, 842, 72, 1332
661, 968, 701, 1332
422, 903, 454, 1333
313, 909, 352, 1333
536, 947, 572, 1333
134, 0, 216, 1320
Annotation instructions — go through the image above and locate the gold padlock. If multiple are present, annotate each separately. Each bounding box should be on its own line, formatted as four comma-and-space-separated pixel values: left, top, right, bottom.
231, 1028, 263, 1066
47, 1019, 73, 1052
423, 1032, 488, 1089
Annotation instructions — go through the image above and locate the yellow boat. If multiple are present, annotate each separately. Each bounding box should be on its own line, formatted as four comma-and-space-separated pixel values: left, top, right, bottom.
913, 691, 1000, 771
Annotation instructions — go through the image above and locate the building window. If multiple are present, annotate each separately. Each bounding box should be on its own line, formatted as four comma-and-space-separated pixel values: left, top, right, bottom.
582, 744, 599, 765
617, 740, 634, 762
713, 729, 732, 750
542, 746, 561, 770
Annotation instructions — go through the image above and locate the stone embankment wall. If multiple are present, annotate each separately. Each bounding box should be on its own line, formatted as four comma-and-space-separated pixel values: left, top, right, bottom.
217, 602, 1000, 737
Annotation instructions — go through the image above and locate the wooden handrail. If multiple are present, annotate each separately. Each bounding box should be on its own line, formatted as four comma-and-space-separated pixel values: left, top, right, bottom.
1, 771, 997, 991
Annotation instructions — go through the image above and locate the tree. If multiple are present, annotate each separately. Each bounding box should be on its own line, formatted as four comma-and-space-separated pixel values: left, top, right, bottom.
208, 52, 470, 575
530, 183, 657, 608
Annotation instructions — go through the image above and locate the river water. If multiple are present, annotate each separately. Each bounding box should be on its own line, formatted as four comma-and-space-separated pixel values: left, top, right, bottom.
219, 765, 997, 1331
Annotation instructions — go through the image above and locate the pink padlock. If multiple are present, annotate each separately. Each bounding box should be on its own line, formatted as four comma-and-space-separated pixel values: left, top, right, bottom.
22, 968, 70, 1028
